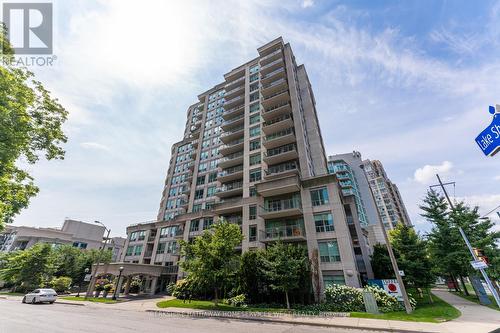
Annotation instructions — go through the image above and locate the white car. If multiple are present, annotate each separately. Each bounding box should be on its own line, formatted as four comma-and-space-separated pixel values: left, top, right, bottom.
22, 289, 58, 304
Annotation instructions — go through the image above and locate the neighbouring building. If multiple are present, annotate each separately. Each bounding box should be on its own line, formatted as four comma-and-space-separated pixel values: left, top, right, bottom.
0, 219, 109, 252
99, 37, 372, 296
107, 237, 127, 262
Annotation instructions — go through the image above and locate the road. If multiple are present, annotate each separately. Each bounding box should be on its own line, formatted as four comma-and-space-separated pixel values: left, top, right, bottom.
0, 299, 385, 333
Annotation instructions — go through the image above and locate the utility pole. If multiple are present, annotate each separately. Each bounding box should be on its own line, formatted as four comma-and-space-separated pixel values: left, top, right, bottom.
433, 174, 500, 308
359, 164, 413, 314
85, 221, 111, 299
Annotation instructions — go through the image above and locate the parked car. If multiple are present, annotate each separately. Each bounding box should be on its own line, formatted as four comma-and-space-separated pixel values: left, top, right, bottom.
22, 289, 58, 304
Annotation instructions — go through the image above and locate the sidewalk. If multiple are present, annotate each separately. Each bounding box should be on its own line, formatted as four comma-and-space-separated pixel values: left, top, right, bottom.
432, 289, 500, 333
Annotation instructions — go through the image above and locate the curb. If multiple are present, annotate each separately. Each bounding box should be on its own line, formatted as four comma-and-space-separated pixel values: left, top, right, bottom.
145, 309, 437, 333
55, 301, 86, 306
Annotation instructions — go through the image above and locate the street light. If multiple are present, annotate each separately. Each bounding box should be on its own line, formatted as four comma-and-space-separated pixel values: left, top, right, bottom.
112, 266, 124, 300
85, 221, 111, 299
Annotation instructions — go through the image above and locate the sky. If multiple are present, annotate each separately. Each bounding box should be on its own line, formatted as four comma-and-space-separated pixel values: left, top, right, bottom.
9, 0, 500, 237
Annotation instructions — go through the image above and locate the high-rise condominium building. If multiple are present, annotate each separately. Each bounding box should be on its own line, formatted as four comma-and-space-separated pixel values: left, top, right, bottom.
110, 37, 372, 296
362, 160, 411, 231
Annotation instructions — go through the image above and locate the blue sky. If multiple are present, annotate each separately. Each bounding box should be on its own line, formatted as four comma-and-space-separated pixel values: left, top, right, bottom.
13, 0, 500, 237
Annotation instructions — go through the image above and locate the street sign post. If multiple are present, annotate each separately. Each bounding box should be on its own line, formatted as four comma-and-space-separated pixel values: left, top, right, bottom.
470, 260, 488, 270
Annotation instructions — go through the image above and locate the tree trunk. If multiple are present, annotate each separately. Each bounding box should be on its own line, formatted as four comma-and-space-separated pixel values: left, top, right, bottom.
450, 274, 460, 292
285, 291, 290, 310
214, 287, 219, 307
459, 276, 470, 296
427, 288, 433, 303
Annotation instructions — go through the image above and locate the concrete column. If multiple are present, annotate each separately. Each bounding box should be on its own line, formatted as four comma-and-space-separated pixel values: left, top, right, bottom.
116, 275, 125, 296
124, 276, 132, 295
150, 276, 158, 295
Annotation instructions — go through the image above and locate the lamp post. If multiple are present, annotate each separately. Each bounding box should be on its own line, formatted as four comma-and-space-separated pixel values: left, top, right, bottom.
112, 266, 124, 300
77, 268, 90, 297
85, 221, 111, 299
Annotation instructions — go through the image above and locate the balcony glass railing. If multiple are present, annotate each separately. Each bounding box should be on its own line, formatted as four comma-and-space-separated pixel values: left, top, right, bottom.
223, 105, 245, 117
221, 125, 244, 137
263, 197, 301, 212
264, 102, 290, 114
225, 95, 244, 106
222, 114, 244, 127
225, 76, 245, 88
265, 224, 305, 240
266, 161, 298, 175
261, 67, 285, 80
265, 128, 294, 142
219, 164, 244, 177
264, 113, 291, 127
266, 143, 296, 157
225, 85, 245, 97
220, 151, 244, 162
262, 89, 288, 101
220, 138, 245, 150
218, 181, 243, 192
260, 57, 283, 71
260, 48, 282, 62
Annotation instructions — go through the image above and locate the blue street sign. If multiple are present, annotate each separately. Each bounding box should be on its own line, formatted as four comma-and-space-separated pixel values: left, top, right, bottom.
475, 106, 500, 156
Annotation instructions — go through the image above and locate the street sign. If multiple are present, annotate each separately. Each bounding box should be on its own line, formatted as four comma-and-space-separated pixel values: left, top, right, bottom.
84, 274, 92, 282
475, 105, 500, 157
471, 260, 488, 270
398, 270, 405, 276
368, 279, 403, 302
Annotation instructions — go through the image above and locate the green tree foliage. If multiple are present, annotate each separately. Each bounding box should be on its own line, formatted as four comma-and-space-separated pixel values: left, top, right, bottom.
239, 249, 268, 303
390, 223, 435, 300
50, 276, 72, 293
0, 243, 54, 291
179, 219, 243, 306
370, 244, 395, 279
0, 25, 68, 229
263, 241, 309, 309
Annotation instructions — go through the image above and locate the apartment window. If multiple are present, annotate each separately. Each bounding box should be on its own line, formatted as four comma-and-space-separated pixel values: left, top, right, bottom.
208, 172, 218, 183
250, 92, 259, 102
196, 175, 206, 185
310, 187, 329, 206
250, 64, 259, 74
72, 242, 87, 249
166, 241, 177, 254
137, 231, 146, 241
133, 245, 143, 256
250, 82, 259, 92
129, 231, 137, 241
314, 213, 334, 232
198, 163, 207, 172
190, 219, 200, 232
200, 151, 209, 160
249, 114, 260, 125
318, 240, 341, 263
249, 225, 257, 242
203, 217, 214, 229
207, 186, 216, 197
249, 73, 259, 82
249, 102, 260, 113
126, 246, 134, 256
205, 201, 215, 210
249, 168, 261, 182
249, 186, 257, 197
323, 274, 345, 288
194, 189, 204, 200
249, 126, 260, 137
249, 205, 257, 220
249, 153, 261, 166
249, 139, 261, 151
209, 160, 218, 170
156, 242, 166, 254
192, 204, 202, 213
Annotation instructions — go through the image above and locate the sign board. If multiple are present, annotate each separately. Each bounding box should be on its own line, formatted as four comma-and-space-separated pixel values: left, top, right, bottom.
470, 276, 492, 306
368, 279, 403, 302
475, 105, 500, 157
470, 260, 488, 270
84, 274, 92, 282
398, 270, 405, 276
362, 291, 379, 314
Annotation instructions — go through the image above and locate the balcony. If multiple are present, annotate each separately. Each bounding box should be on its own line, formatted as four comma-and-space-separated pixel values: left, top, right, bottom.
191, 139, 199, 149
218, 151, 244, 168
336, 172, 351, 181
266, 161, 299, 179
264, 143, 298, 165
261, 77, 288, 96
259, 48, 283, 66
218, 164, 244, 183
224, 95, 245, 110
263, 127, 296, 149
262, 102, 292, 122
342, 188, 355, 196
222, 105, 245, 120
219, 138, 244, 155
187, 161, 195, 171
256, 174, 301, 197
215, 181, 244, 198
261, 89, 290, 109
225, 74, 245, 91
339, 180, 353, 188
260, 197, 303, 219
261, 67, 286, 85
214, 197, 243, 214
164, 265, 179, 274
261, 223, 306, 242
224, 84, 245, 100
263, 113, 293, 134
260, 57, 284, 75
220, 125, 244, 143
180, 186, 191, 195
221, 114, 244, 130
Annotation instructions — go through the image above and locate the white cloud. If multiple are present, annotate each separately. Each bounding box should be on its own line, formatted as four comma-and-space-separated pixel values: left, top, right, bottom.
495, 175, 500, 181
456, 194, 500, 219
413, 161, 453, 184
302, 0, 314, 8
80, 142, 110, 151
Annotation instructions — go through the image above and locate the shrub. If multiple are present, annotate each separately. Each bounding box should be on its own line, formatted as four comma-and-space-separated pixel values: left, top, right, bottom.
223, 294, 246, 307
362, 285, 417, 312
166, 282, 176, 296
172, 279, 193, 299
50, 276, 72, 293
103, 284, 113, 292
129, 277, 142, 293
324, 284, 364, 312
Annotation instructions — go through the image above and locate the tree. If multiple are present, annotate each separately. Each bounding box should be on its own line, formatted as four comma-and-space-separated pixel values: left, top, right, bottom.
239, 249, 268, 303
0, 25, 68, 229
370, 244, 394, 279
179, 219, 243, 306
0, 243, 54, 291
263, 241, 308, 309
390, 223, 435, 301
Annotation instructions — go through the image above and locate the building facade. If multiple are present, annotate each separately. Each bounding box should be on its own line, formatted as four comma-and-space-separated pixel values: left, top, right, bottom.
120, 38, 371, 295
0, 219, 108, 252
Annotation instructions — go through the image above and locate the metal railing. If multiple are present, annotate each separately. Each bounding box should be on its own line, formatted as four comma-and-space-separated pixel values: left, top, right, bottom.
265, 128, 294, 142
219, 164, 244, 177
264, 224, 305, 240
263, 197, 302, 212
266, 161, 298, 175
266, 143, 296, 157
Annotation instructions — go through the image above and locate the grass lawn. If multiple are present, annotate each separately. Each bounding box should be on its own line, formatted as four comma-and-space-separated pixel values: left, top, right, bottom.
157, 299, 287, 313
61, 296, 120, 304
0, 292, 25, 296
351, 293, 461, 323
